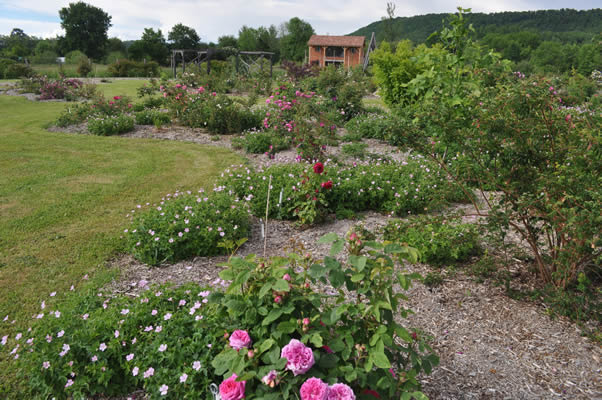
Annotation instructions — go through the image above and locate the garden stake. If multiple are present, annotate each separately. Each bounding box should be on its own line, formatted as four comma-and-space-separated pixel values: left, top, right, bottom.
264, 175, 272, 257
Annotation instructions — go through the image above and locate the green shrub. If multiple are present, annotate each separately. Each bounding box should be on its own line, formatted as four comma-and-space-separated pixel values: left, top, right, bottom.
344, 112, 404, 142
108, 60, 159, 77
4, 62, 34, 79
65, 50, 88, 65
383, 216, 481, 265
237, 130, 290, 154
132, 96, 164, 112
76, 57, 93, 77
87, 114, 135, 136
162, 84, 262, 134
0, 58, 17, 78
135, 110, 171, 126
17, 235, 435, 399
125, 191, 250, 265
55, 103, 92, 127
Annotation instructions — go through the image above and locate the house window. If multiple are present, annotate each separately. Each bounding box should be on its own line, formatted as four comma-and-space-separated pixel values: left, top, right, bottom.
314, 46, 321, 52
350, 48, 356, 54
325, 46, 344, 58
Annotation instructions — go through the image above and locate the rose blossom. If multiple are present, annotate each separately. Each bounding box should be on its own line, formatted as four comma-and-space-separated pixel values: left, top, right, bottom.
219, 373, 246, 400
300, 377, 329, 400
281, 339, 314, 375
327, 383, 355, 400
313, 162, 324, 175
228, 330, 251, 350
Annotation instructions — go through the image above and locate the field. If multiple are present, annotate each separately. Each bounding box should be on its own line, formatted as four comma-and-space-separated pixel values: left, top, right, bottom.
0, 80, 241, 394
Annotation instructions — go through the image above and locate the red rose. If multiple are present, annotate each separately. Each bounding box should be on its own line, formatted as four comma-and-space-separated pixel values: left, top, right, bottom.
320, 180, 333, 190
313, 162, 324, 174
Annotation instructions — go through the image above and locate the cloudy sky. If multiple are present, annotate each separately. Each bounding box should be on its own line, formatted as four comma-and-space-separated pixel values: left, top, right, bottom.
0, 0, 599, 41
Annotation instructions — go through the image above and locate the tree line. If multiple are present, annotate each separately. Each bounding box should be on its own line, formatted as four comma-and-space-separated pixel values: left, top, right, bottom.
0, 1, 315, 65
353, 8, 601, 75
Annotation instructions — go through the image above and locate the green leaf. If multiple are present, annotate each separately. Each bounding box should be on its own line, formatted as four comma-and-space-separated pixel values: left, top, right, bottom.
277, 321, 297, 334
351, 273, 365, 283
318, 233, 339, 244
310, 333, 323, 348
259, 339, 275, 354
349, 255, 367, 272
309, 263, 327, 279
237, 371, 256, 381
324, 256, 340, 271
372, 351, 391, 369
219, 268, 235, 281
330, 239, 345, 256
259, 283, 272, 298
272, 279, 290, 292
395, 326, 412, 343
318, 353, 338, 368
384, 243, 406, 254
262, 308, 283, 326
329, 269, 345, 288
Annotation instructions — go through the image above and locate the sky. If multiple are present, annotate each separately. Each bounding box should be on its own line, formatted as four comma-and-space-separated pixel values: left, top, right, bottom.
0, 0, 599, 42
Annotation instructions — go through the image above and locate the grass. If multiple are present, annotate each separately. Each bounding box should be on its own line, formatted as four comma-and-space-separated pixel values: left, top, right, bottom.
31, 63, 173, 79
0, 80, 242, 395
95, 78, 153, 99
362, 97, 388, 109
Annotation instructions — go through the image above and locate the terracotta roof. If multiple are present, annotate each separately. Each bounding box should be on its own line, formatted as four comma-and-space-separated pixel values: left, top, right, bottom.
308, 35, 365, 48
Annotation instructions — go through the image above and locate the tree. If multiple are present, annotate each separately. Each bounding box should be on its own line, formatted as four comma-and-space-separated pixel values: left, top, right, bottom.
218, 35, 238, 48
168, 23, 200, 50
280, 17, 314, 62
383, 2, 397, 43
129, 28, 168, 64
58, 2, 111, 60
238, 26, 258, 51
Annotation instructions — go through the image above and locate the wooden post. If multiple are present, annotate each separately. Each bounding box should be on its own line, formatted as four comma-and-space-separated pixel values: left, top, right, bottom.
343, 47, 347, 69
171, 51, 175, 78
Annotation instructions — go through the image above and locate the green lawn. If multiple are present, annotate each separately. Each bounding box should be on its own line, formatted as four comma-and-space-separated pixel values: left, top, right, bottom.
0, 82, 241, 395
30, 63, 173, 79
95, 78, 154, 99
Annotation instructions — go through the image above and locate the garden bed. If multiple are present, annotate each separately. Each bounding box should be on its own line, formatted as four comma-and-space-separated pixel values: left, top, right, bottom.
104, 211, 601, 399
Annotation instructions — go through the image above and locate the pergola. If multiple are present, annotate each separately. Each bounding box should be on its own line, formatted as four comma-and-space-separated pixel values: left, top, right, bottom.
170, 49, 275, 78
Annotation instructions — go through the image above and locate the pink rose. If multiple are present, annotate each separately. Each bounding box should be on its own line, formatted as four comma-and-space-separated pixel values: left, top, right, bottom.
327, 383, 355, 400
300, 377, 329, 400
229, 330, 251, 350
219, 373, 246, 400
281, 339, 314, 375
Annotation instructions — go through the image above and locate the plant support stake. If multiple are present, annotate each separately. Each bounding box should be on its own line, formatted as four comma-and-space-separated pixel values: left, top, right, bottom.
264, 175, 272, 257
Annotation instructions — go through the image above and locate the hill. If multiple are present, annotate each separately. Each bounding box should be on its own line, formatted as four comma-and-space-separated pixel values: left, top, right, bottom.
350, 8, 602, 44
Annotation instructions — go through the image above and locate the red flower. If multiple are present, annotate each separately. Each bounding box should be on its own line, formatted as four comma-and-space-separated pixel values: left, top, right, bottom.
113, 96, 121, 100
320, 180, 333, 190
362, 389, 381, 398
313, 162, 324, 174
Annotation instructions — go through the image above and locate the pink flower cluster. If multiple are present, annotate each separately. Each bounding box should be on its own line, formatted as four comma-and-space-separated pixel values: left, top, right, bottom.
300, 378, 355, 400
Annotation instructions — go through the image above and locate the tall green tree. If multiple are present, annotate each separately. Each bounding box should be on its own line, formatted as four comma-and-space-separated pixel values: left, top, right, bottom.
129, 28, 168, 64
280, 17, 314, 62
58, 2, 111, 60
218, 35, 238, 48
168, 23, 201, 50
237, 26, 258, 51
